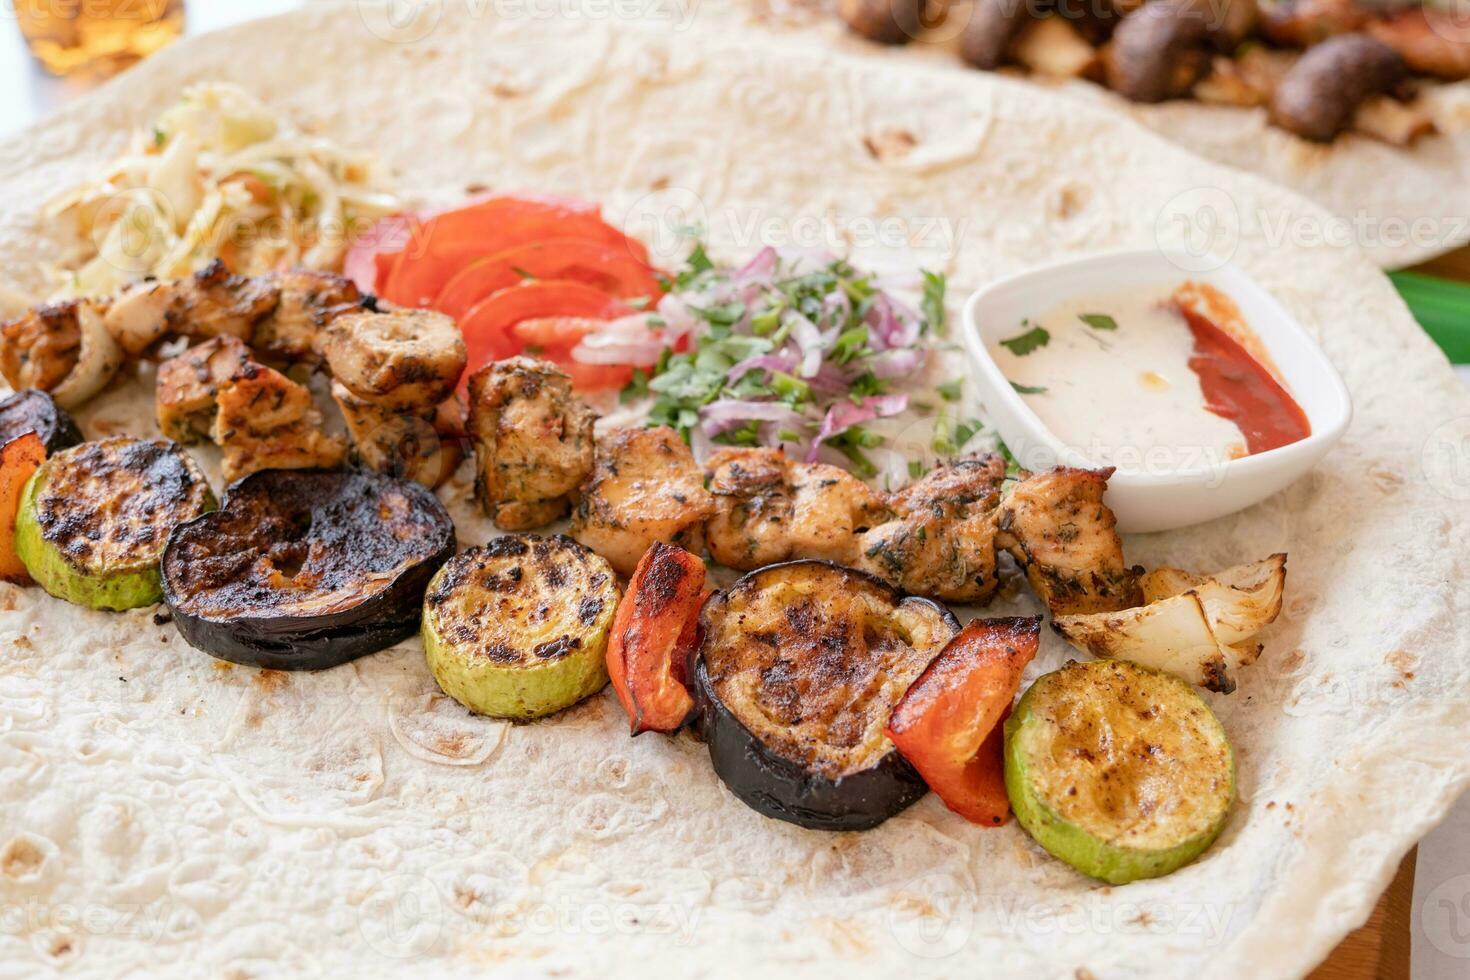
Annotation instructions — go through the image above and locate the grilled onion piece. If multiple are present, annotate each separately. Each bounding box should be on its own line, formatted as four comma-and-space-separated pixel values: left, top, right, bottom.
15, 439, 215, 610
162, 468, 453, 670
1005, 659, 1235, 884
694, 560, 960, 831
1054, 554, 1286, 692
423, 534, 619, 720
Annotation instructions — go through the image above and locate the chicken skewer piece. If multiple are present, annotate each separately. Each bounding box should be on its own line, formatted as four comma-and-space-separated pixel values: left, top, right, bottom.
465, 357, 597, 530
996, 466, 1143, 615
1, 261, 368, 410
156, 335, 346, 481
571, 426, 715, 578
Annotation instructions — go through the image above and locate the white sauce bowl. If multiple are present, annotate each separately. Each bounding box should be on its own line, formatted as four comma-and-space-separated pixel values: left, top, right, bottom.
961, 250, 1352, 533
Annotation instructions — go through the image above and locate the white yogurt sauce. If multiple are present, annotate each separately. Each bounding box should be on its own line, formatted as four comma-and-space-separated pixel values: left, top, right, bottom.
988, 284, 1245, 472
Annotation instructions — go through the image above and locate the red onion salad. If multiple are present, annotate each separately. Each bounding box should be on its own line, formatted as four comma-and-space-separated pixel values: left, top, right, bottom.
600, 245, 962, 477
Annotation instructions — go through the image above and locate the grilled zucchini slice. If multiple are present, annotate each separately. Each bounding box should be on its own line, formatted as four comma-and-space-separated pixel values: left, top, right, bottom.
695, 560, 960, 831
423, 534, 620, 720
15, 438, 215, 610
1005, 659, 1235, 884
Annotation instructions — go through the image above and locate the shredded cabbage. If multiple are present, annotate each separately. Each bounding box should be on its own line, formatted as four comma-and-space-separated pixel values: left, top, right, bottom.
45, 83, 398, 297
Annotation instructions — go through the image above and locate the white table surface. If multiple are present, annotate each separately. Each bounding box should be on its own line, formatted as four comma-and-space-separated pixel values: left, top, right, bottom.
0, 3, 1467, 976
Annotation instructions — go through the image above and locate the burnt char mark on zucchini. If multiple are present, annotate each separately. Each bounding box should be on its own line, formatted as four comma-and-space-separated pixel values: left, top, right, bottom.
162, 468, 454, 670
35, 438, 212, 573
0, 390, 82, 453
695, 560, 960, 832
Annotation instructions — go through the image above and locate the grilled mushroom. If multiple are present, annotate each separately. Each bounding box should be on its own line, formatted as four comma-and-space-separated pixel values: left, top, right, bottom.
1104, 0, 1258, 102
839, 0, 926, 45
1270, 33, 1406, 141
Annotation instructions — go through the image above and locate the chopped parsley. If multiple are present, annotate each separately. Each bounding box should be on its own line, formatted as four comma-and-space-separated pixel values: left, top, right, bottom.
921, 271, 946, 335
1011, 381, 1048, 395
1079, 313, 1118, 331
1000, 323, 1050, 357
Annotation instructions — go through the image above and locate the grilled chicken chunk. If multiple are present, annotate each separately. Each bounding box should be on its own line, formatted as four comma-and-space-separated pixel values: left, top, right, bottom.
465, 357, 597, 530
704, 447, 889, 569
996, 466, 1142, 616
332, 381, 463, 488
83, 260, 363, 361
1, 302, 85, 393
856, 455, 1007, 604
156, 334, 256, 442
156, 335, 345, 481
253, 270, 365, 362
571, 425, 715, 577
321, 308, 466, 409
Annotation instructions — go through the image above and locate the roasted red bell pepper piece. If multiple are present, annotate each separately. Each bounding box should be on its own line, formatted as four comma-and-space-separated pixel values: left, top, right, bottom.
606, 542, 707, 735
0, 432, 45, 583
885, 616, 1041, 827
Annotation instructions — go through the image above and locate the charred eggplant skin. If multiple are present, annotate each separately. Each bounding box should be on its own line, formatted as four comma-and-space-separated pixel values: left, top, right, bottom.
162, 468, 454, 671
694, 560, 960, 832
695, 655, 930, 831
0, 390, 82, 453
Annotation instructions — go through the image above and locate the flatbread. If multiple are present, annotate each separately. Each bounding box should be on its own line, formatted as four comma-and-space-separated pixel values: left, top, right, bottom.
0, 5, 1467, 978
722, 0, 1470, 270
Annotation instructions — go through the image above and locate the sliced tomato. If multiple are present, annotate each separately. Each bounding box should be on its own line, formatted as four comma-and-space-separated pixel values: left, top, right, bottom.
458, 280, 634, 387
0, 432, 46, 582
885, 616, 1041, 827
606, 543, 707, 735
382, 196, 652, 308
434, 240, 663, 322
553, 360, 636, 393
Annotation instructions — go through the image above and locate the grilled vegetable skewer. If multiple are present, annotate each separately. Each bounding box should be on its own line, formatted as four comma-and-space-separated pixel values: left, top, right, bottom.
694, 560, 959, 831
16, 438, 216, 610
886, 616, 1041, 826
422, 534, 619, 719
162, 468, 453, 669
1005, 659, 1236, 883
606, 542, 706, 735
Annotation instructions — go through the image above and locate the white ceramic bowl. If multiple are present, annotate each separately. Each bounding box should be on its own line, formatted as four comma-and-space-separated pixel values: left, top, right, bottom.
961, 250, 1352, 533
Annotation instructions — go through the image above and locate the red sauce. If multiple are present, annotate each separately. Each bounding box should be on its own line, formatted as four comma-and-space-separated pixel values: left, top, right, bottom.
1178, 305, 1311, 456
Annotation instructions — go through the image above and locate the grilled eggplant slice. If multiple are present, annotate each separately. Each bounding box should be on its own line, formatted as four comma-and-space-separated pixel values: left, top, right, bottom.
422, 534, 619, 720
694, 560, 960, 831
15, 438, 215, 610
161, 468, 453, 670
1005, 659, 1235, 884
0, 390, 82, 453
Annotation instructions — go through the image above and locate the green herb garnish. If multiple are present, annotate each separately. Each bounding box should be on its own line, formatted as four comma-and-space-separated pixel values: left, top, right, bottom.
937, 379, 962, 402
1079, 313, 1117, 331
1011, 381, 1048, 395
1000, 324, 1050, 357
921, 271, 946, 334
